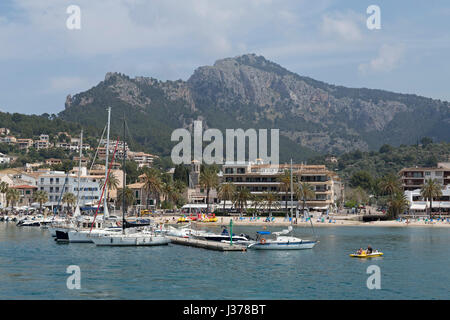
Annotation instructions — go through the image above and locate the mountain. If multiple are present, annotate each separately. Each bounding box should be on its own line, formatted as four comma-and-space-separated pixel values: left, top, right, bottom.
59, 54, 450, 162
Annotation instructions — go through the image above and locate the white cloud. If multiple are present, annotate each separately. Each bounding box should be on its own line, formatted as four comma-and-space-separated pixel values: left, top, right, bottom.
47, 76, 91, 93
321, 12, 363, 41
358, 44, 405, 74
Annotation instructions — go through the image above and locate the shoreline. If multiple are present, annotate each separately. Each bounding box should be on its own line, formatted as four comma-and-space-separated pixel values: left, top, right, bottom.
153, 216, 450, 228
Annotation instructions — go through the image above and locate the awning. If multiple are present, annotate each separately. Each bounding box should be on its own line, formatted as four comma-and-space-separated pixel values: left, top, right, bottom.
182, 204, 208, 209
410, 204, 426, 210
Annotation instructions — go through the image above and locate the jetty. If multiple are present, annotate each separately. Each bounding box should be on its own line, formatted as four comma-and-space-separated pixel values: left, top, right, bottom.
167, 236, 247, 251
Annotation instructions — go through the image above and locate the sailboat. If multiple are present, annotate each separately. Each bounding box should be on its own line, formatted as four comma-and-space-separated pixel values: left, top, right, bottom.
65, 108, 126, 243
248, 160, 318, 250
91, 116, 170, 247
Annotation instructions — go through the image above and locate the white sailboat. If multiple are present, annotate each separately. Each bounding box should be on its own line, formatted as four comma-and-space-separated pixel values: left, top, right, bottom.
248, 159, 318, 250
91, 116, 170, 247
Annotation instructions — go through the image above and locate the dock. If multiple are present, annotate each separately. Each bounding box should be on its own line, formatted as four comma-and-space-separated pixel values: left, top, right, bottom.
167, 236, 247, 251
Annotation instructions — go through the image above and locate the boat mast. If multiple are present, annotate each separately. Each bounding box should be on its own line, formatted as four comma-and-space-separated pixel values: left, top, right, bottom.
75, 130, 83, 212
104, 107, 111, 219
290, 159, 293, 223
122, 116, 126, 234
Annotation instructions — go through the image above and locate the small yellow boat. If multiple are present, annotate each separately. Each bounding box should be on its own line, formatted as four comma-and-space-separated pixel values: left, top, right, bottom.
350, 251, 383, 258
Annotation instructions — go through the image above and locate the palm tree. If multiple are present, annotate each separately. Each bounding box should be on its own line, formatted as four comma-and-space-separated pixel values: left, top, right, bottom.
218, 183, 235, 214
296, 182, 315, 216
6, 188, 20, 209
117, 187, 136, 212
62, 192, 76, 213
199, 168, 219, 213
233, 187, 251, 216
278, 170, 292, 216
261, 191, 279, 218
142, 168, 163, 209
0, 181, 9, 209
420, 179, 443, 218
387, 191, 410, 219
100, 172, 120, 202
250, 193, 264, 216
33, 190, 48, 214
162, 180, 186, 209
379, 174, 402, 196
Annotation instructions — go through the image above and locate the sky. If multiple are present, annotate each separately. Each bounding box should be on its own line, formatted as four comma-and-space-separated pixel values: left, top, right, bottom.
1, 0, 450, 115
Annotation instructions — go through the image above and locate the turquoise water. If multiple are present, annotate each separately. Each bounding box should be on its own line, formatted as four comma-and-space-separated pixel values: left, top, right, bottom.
0, 222, 449, 299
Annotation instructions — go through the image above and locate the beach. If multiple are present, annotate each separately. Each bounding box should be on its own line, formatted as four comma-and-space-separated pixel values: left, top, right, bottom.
152, 215, 450, 228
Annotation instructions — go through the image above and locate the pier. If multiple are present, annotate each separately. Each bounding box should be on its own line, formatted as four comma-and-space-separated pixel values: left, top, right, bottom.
167, 236, 247, 251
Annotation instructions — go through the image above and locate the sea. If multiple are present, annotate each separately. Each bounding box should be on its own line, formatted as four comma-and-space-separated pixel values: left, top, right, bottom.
0, 222, 449, 300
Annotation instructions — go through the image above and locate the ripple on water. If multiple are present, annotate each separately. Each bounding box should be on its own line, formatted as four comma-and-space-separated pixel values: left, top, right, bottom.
1, 223, 450, 299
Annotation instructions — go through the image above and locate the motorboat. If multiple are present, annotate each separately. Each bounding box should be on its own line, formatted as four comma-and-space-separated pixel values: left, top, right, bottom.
194, 227, 253, 244
247, 226, 318, 250
350, 250, 383, 258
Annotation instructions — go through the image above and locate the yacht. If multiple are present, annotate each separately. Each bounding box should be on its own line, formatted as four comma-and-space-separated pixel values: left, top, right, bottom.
247, 226, 317, 250
194, 227, 253, 244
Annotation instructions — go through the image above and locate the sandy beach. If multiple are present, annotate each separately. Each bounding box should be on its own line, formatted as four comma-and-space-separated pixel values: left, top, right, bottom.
151, 215, 450, 228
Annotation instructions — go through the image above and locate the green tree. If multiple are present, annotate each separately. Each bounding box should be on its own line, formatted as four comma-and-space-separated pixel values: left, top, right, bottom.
379, 174, 402, 196
233, 187, 251, 216
261, 191, 279, 215
387, 191, 409, 219
117, 187, 136, 212
295, 182, 316, 215
278, 170, 293, 216
6, 188, 20, 209
62, 192, 76, 213
218, 182, 235, 214
33, 190, 48, 214
349, 171, 374, 192
142, 168, 163, 209
420, 179, 443, 218
199, 168, 219, 213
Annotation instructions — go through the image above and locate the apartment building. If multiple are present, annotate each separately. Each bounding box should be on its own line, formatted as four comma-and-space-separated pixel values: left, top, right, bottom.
405, 185, 450, 216
221, 160, 343, 212
45, 158, 62, 166
37, 168, 102, 207
0, 152, 11, 164
0, 128, 10, 135
0, 136, 17, 144
12, 185, 38, 207
34, 134, 51, 150
399, 162, 450, 191
16, 139, 33, 151
129, 151, 157, 168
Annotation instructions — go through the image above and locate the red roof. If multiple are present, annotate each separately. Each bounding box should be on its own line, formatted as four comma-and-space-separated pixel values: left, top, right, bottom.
12, 185, 38, 189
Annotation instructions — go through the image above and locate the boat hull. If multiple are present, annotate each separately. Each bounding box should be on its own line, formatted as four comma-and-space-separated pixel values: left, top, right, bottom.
92, 235, 171, 246
350, 252, 383, 258
249, 240, 317, 250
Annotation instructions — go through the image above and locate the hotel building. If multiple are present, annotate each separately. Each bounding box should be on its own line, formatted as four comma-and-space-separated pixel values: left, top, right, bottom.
221, 160, 343, 212
399, 162, 450, 191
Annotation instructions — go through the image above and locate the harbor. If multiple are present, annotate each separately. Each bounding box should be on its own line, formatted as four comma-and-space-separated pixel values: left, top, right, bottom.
167, 236, 247, 251
1, 221, 449, 300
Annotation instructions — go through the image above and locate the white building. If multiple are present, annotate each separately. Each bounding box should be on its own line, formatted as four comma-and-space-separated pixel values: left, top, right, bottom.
0, 153, 11, 164
37, 168, 102, 208
405, 185, 450, 217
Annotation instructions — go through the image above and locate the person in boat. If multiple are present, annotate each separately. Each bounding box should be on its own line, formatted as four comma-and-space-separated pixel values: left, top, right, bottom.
367, 245, 373, 254
357, 248, 363, 255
